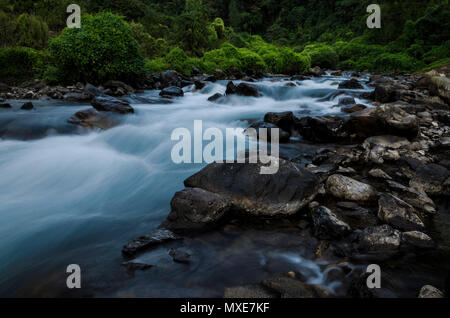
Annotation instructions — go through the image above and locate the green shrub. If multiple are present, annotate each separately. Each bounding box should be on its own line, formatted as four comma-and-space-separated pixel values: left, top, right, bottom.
166, 47, 190, 74
0, 47, 47, 85
302, 44, 338, 69
49, 12, 146, 85
237, 48, 266, 74
373, 53, 419, 73
145, 58, 169, 74
14, 13, 49, 49
130, 22, 169, 59
276, 48, 310, 74
423, 40, 450, 64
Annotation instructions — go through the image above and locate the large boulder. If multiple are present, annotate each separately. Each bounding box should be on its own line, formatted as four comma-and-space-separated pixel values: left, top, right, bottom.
226, 81, 261, 97
246, 121, 291, 143
362, 135, 410, 164
349, 103, 419, 140
183, 159, 319, 217
402, 231, 434, 249
338, 79, 363, 89
418, 285, 445, 298
159, 86, 184, 98
310, 205, 351, 239
377, 193, 425, 231
84, 83, 103, 98
163, 187, 231, 232
91, 96, 134, 114
103, 80, 135, 96
160, 70, 183, 87
263, 111, 299, 133
325, 174, 378, 203
297, 116, 350, 143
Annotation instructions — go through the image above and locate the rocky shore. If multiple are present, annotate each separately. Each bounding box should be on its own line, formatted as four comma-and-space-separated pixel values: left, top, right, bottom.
122, 66, 449, 298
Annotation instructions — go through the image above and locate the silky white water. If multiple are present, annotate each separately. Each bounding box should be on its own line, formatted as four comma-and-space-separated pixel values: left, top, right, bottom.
0, 75, 372, 296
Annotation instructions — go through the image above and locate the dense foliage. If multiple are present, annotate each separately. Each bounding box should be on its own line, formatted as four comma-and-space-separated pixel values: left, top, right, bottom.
0, 0, 448, 85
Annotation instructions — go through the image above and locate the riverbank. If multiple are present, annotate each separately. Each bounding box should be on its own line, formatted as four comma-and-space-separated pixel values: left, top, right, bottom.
0, 67, 449, 298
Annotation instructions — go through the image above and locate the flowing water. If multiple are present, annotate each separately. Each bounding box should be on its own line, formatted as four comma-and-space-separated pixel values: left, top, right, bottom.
0, 74, 377, 297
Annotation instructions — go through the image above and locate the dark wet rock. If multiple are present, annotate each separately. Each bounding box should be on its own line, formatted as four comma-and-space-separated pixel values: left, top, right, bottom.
423, 75, 450, 105
246, 121, 290, 143
368, 168, 392, 180
284, 82, 296, 87
163, 188, 231, 232
378, 193, 424, 231
409, 163, 450, 196
386, 180, 436, 215
335, 205, 378, 230
0, 82, 10, 93
68, 108, 121, 130
160, 70, 183, 87
263, 111, 299, 134
169, 247, 192, 264
207, 93, 223, 102
121, 260, 153, 272
226, 81, 261, 97
0, 103, 12, 108
183, 159, 319, 217
339, 97, 356, 105
349, 103, 419, 140
325, 174, 377, 203
159, 86, 184, 98
291, 75, 309, 81
338, 79, 363, 89
91, 96, 134, 114
194, 80, 206, 90
205, 75, 217, 82
331, 71, 343, 76
401, 231, 434, 249
310, 206, 351, 239
21, 102, 34, 110
362, 135, 410, 163
122, 229, 181, 256
297, 116, 350, 143
418, 285, 445, 298
341, 104, 367, 114
357, 224, 401, 256
261, 275, 330, 298
308, 66, 325, 77
63, 92, 91, 101
224, 285, 276, 298
84, 83, 103, 98
306, 163, 338, 182
103, 80, 135, 96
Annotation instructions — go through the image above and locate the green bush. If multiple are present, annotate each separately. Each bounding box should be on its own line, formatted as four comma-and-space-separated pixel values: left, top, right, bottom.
145, 58, 169, 74
0, 47, 47, 85
302, 44, 338, 69
237, 48, 266, 74
166, 47, 192, 75
276, 48, 310, 74
130, 22, 169, 59
49, 12, 146, 85
14, 13, 49, 49
373, 53, 419, 73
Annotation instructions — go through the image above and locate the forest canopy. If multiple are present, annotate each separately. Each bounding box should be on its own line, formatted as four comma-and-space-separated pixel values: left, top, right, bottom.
0, 0, 449, 85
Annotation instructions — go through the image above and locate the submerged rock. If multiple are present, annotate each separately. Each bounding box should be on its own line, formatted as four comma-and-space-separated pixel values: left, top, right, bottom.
91, 96, 134, 114
169, 247, 192, 264
207, 93, 223, 102
263, 111, 299, 133
261, 275, 330, 298
310, 206, 351, 239
325, 174, 378, 203
183, 159, 319, 217
21, 102, 34, 110
0, 103, 11, 108
377, 193, 425, 231
341, 104, 367, 114
68, 108, 121, 130
122, 229, 181, 256
386, 180, 436, 214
